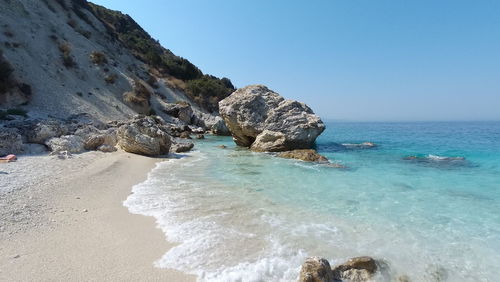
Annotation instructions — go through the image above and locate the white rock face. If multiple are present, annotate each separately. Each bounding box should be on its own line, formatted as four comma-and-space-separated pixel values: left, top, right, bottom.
45, 135, 85, 153
219, 85, 325, 152
0, 0, 216, 123
117, 115, 171, 156
210, 117, 231, 136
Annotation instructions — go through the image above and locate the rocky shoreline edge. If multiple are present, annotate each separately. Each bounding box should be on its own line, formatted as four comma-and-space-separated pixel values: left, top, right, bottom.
1, 84, 401, 281
1, 85, 341, 167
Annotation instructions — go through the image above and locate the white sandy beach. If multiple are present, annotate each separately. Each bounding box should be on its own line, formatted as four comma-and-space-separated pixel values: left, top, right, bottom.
0, 151, 195, 281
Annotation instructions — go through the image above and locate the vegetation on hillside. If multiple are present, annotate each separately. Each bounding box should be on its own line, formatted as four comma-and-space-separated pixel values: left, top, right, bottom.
87, 2, 235, 112
58, 42, 76, 68
187, 75, 235, 112
89, 51, 107, 65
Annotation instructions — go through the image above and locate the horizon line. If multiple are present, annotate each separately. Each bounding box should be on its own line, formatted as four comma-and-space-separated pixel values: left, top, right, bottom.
322, 119, 500, 123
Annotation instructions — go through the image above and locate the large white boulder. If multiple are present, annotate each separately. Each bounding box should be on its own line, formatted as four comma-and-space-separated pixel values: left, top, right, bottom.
45, 135, 85, 154
219, 85, 325, 152
117, 115, 171, 156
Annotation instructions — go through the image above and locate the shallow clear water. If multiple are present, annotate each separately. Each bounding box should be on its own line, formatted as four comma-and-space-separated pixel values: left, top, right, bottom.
125, 122, 500, 282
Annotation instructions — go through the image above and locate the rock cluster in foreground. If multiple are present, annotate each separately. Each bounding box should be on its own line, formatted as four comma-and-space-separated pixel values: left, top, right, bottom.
299, 256, 380, 282
219, 85, 325, 152
0, 114, 200, 157
117, 116, 172, 156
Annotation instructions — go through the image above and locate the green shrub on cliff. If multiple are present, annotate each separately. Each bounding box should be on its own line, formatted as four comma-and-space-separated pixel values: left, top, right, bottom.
87, 3, 236, 111
89, 3, 201, 80
187, 75, 235, 112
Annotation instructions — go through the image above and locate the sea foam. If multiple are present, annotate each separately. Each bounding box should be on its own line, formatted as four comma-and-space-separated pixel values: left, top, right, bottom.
125, 122, 500, 281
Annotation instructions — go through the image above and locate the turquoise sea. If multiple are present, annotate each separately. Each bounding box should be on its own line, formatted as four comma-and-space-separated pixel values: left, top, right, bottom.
125, 122, 500, 281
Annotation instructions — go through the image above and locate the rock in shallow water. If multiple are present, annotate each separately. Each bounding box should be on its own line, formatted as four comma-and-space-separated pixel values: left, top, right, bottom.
277, 149, 328, 162
171, 142, 194, 153
299, 256, 381, 282
299, 257, 334, 282
341, 142, 377, 149
219, 85, 325, 152
332, 256, 378, 282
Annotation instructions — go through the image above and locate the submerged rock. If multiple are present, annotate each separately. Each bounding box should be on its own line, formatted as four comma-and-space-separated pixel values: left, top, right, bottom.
396, 275, 411, 282
331, 256, 378, 282
402, 155, 469, 169
342, 142, 377, 149
117, 115, 171, 156
219, 85, 325, 152
403, 155, 465, 161
323, 162, 347, 169
299, 257, 334, 282
424, 264, 448, 282
277, 149, 328, 162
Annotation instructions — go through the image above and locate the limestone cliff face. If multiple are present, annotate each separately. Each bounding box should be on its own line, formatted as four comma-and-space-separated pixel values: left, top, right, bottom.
0, 0, 233, 124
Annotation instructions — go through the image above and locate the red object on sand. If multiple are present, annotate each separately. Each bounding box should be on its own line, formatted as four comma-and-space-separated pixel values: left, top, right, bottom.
0, 154, 17, 162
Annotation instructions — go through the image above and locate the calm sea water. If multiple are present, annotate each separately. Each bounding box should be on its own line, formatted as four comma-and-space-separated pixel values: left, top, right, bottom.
125, 122, 500, 282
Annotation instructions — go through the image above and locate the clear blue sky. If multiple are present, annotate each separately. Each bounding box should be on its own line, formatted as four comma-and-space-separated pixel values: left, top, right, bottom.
92, 0, 500, 121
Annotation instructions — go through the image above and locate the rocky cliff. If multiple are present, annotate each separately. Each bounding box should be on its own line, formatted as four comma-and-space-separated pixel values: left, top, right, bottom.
0, 0, 234, 125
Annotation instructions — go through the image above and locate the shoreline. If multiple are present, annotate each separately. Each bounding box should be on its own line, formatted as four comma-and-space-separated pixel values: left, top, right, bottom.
0, 151, 195, 281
